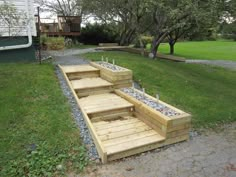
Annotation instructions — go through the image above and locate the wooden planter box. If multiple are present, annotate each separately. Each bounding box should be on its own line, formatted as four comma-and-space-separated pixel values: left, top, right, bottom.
115, 89, 191, 142
90, 62, 133, 89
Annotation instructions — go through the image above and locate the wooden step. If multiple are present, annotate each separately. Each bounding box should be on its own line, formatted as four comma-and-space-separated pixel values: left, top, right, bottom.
61, 65, 100, 80
90, 109, 133, 123
71, 77, 114, 97
62, 65, 99, 74
92, 115, 165, 158
71, 78, 113, 90
79, 93, 134, 114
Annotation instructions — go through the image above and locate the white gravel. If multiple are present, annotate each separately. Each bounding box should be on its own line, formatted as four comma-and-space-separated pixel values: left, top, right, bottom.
96, 61, 126, 71
121, 88, 181, 117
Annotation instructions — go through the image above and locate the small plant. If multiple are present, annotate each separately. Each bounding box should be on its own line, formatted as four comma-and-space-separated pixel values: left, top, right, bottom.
40, 36, 65, 50
1, 142, 88, 176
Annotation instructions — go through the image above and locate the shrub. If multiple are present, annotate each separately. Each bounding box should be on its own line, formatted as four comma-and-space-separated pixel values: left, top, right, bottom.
40, 35, 65, 50
134, 36, 153, 48
221, 21, 236, 41
78, 23, 118, 45
46, 37, 65, 50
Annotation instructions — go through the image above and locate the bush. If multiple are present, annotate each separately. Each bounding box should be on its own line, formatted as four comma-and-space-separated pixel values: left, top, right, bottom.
221, 21, 236, 41
40, 35, 65, 50
134, 36, 153, 48
78, 23, 118, 45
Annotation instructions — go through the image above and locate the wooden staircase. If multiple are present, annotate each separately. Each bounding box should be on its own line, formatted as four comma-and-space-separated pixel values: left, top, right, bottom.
59, 64, 190, 163
71, 78, 113, 97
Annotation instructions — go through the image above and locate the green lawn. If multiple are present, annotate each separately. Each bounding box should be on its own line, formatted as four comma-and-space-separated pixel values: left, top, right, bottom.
81, 51, 236, 128
147, 41, 236, 60
0, 63, 87, 176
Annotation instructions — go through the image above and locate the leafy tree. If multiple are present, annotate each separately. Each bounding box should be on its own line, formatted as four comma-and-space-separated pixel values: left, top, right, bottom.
166, 0, 221, 54
221, 21, 236, 40
79, 23, 118, 44
35, 0, 83, 20
218, 0, 236, 40
148, 0, 220, 58
84, 0, 151, 45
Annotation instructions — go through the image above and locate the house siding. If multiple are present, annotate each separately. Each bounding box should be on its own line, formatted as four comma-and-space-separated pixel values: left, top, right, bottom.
0, 0, 36, 61
0, 0, 36, 36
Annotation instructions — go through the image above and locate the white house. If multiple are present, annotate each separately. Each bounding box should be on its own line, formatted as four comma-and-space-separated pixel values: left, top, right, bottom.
0, 0, 36, 51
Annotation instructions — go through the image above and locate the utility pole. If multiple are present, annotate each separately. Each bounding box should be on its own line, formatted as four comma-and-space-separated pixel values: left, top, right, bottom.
37, 6, 42, 64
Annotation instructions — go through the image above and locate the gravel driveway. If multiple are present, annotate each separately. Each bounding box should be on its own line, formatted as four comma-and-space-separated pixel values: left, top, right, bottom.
186, 60, 236, 70
82, 123, 236, 177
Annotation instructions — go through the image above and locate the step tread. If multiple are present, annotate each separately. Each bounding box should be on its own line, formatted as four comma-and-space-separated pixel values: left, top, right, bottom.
79, 93, 133, 114
71, 77, 113, 90
93, 116, 165, 155
61, 65, 99, 74
106, 133, 165, 155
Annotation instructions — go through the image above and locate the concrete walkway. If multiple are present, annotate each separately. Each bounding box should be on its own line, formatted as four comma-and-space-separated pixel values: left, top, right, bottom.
186, 60, 236, 70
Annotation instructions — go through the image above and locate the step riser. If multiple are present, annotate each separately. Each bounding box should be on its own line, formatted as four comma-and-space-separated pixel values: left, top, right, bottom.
67, 71, 100, 80
76, 86, 113, 98
89, 107, 134, 123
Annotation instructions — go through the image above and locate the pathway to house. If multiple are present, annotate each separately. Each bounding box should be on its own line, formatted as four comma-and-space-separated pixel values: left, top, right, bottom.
50, 48, 236, 177
48, 48, 236, 70
186, 60, 236, 70
46, 48, 96, 65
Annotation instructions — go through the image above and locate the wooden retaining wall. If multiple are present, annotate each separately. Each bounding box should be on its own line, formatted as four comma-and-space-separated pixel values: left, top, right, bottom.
115, 89, 191, 142
90, 62, 133, 89
59, 64, 191, 163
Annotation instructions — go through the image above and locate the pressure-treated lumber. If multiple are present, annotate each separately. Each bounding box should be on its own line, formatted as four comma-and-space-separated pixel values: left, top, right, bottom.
115, 89, 191, 142
63, 65, 100, 80
71, 78, 113, 90
71, 78, 114, 97
90, 62, 133, 89
59, 63, 191, 163
62, 65, 99, 73
79, 93, 134, 114
93, 115, 165, 156
59, 65, 108, 163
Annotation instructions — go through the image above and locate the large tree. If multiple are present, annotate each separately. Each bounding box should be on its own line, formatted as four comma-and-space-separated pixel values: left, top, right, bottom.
35, 0, 83, 18
219, 0, 236, 40
83, 0, 151, 45
148, 0, 220, 58
166, 0, 222, 55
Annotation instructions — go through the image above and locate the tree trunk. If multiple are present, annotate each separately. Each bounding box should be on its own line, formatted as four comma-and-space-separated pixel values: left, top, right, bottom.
151, 32, 168, 59
169, 42, 175, 55
119, 29, 136, 46
119, 31, 126, 46
139, 37, 145, 56
168, 39, 176, 55
151, 39, 160, 59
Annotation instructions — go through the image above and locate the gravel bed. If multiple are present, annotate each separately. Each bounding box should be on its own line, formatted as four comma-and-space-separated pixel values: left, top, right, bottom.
121, 88, 181, 117
96, 61, 126, 71
55, 66, 99, 162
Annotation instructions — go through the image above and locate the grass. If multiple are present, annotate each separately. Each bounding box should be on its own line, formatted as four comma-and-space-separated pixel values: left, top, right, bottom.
81, 51, 236, 128
146, 41, 236, 61
0, 63, 87, 176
